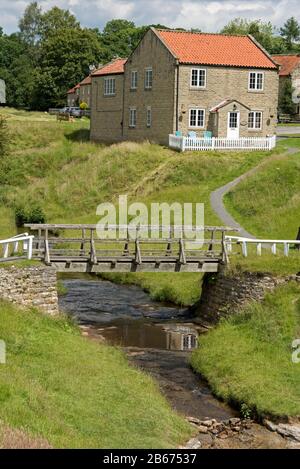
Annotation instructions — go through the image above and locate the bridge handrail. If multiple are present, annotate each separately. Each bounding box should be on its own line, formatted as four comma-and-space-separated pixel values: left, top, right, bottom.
225, 235, 300, 257
0, 234, 34, 260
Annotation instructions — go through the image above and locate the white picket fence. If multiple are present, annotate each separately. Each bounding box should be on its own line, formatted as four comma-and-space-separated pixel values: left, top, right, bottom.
169, 135, 277, 152
225, 235, 300, 257
0, 233, 34, 262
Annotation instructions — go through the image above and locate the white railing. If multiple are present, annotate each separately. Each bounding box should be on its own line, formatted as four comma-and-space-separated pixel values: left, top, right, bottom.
169, 135, 277, 152
225, 235, 300, 257
0, 233, 34, 262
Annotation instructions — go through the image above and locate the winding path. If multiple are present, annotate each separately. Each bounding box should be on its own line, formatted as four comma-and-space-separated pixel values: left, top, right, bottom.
210, 148, 299, 238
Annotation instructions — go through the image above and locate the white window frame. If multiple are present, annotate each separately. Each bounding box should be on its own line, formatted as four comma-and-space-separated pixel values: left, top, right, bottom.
248, 71, 264, 91
129, 108, 137, 128
131, 70, 138, 90
104, 77, 116, 96
146, 106, 152, 128
248, 111, 263, 130
145, 68, 153, 89
190, 68, 207, 89
189, 108, 205, 129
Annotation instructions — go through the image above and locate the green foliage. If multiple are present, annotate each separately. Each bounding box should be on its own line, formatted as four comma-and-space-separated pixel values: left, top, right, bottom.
15, 205, 46, 227
0, 300, 191, 448
191, 283, 300, 418
279, 79, 297, 115
79, 101, 88, 110
280, 17, 300, 49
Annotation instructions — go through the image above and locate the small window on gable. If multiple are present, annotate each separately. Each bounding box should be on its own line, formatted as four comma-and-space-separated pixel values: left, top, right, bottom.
145, 68, 153, 89
146, 107, 152, 127
249, 72, 264, 91
131, 71, 138, 90
104, 77, 116, 96
191, 68, 206, 88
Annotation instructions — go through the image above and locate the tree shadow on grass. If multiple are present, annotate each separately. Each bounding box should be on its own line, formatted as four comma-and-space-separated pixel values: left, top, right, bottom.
65, 128, 90, 142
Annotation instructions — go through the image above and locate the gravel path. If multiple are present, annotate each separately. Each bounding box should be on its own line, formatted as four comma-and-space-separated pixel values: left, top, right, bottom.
210, 148, 299, 239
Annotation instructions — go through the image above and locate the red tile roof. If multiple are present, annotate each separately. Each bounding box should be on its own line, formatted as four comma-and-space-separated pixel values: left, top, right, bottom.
272, 55, 300, 76
67, 87, 76, 94
155, 29, 277, 69
79, 75, 92, 86
92, 58, 127, 76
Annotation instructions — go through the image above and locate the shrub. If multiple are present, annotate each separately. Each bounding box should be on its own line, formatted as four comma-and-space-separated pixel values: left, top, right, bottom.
79, 101, 88, 110
15, 206, 46, 228
0, 115, 9, 157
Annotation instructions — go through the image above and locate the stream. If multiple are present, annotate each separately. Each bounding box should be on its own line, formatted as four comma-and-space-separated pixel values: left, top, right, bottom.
59, 275, 236, 421
58, 276, 296, 449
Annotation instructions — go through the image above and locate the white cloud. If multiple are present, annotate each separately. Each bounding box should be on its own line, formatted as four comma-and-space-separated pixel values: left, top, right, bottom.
0, 0, 300, 34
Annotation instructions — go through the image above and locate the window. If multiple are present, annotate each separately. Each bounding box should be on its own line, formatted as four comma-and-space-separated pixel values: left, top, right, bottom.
249, 72, 264, 91
191, 68, 206, 88
146, 107, 152, 127
248, 111, 262, 129
182, 334, 197, 350
129, 108, 137, 128
189, 108, 205, 128
229, 112, 238, 128
104, 78, 116, 96
131, 71, 138, 90
145, 68, 153, 89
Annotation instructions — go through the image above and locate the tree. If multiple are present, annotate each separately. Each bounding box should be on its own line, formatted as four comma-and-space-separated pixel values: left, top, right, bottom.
19, 1, 42, 47
280, 17, 300, 49
279, 79, 296, 115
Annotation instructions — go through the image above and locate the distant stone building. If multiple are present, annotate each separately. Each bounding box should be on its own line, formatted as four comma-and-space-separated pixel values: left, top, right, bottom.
79, 75, 92, 108
272, 54, 300, 116
90, 28, 279, 145
0, 79, 6, 104
67, 84, 80, 107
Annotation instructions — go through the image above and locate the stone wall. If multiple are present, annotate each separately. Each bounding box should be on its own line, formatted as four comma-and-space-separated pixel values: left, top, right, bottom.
193, 269, 290, 325
0, 266, 59, 315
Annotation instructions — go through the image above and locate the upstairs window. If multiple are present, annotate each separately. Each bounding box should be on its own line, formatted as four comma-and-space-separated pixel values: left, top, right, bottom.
145, 68, 153, 89
131, 71, 138, 90
191, 68, 206, 88
249, 72, 264, 91
189, 108, 205, 128
129, 108, 137, 128
104, 78, 116, 96
248, 111, 262, 129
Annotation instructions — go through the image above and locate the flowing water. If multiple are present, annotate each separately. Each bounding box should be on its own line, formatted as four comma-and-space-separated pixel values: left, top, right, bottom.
59, 276, 237, 421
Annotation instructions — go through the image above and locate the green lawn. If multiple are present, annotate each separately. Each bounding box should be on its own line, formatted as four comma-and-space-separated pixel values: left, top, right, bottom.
191, 283, 300, 418
0, 300, 191, 448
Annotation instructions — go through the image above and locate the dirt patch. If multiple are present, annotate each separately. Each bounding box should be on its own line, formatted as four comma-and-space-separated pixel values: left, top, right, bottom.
0, 422, 52, 449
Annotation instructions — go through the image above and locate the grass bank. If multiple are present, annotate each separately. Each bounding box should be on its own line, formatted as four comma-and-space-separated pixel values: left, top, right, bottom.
0, 300, 191, 448
191, 283, 300, 418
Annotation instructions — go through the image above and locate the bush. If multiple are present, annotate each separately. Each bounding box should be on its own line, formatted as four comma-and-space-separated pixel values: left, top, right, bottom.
15, 206, 46, 228
79, 101, 88, 110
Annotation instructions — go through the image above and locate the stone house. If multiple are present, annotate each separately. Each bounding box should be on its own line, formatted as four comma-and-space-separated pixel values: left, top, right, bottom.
67, 83, 80, 107
90, 28, 279, 145
79, 75, 92, 108
272, 54, 300, 116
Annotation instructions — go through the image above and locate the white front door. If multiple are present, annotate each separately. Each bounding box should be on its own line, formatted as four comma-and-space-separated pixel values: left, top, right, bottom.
227, 111, 240, 139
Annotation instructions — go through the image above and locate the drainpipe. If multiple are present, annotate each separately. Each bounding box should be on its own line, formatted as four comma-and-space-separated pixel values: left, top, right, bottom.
175, 61, 180, 132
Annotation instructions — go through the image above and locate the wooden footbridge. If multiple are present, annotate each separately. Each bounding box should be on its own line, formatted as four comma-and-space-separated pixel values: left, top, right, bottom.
18, 224, 232, 273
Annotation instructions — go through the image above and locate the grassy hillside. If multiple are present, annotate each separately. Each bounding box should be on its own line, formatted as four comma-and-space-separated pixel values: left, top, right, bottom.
225, 140, 300, 240
1, 108, 290, 305
191, 283, 300, 418
0, 300, 191, 448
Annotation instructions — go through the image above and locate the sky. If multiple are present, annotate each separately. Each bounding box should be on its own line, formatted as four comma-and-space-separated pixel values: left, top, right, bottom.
1, 0, 300, 34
